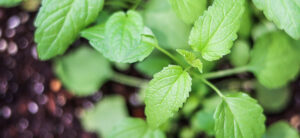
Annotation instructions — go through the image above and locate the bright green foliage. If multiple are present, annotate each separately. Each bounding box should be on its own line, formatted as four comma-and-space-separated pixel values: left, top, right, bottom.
179, 127, 195, 138
135, 55, 171, 77
145, 65, 192, 128
168, 0, 207, 24
0, 0, 22, 7
143, 0, 191, 49
229, 40, 250, 67
108, 118, 166, 138
34, 0, 104, 60
191, 95, 221, 136
81, 11, 155, 63
182, 96, 201, 117
249, 31, 299, 88
81, 96, 128, 138
252, 0, 300, 39
192, 110, 215, 135
214, 93, 266, 138
256, 84, 291, 113
251, 21, 277, 40
264, 121, 300, 138
238, 0, 252, 38
54, 47, 112, 96
177, 49, 203, 73
189, 0, 245, 61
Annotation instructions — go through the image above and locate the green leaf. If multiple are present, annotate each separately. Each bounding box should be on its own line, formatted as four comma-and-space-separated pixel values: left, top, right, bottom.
108, 118, 166, 138
135, 54, 171, 77
252, 0, 300, 39
80, 96, 128, 138
256, 83, 291, 113
0, 0, 22, 7
176, 49, 203, 73
214, 93, 266, 138
145, 65, 192, 128
264, 121, 300, 138
34, 0, 104, 60
81, 11, 155, 63
249, 31, 299, 88
168, 0, 207, 24
189, 0, 245, 61
229, 40, 250, 67
143, 0, 191, 49
54, 46, 112, 96
238, 1, 253, 38
192, 110, 215, 135
251, 21, 277, 41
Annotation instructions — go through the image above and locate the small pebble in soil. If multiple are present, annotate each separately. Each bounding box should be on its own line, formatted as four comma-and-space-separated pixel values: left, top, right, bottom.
129, 92, 142, 106
17, 37, 29, 49
56, 94, 66, 106
27, 101, 39, 114
7, 15, 21, 29
5, 29, 16, 38
37, 94, 48, 105
290, 115, 300, 129
31, 45, 38, 59
7, 41, 18, 55
62, 113, 73, 125
33, 82, 44, 94
1, 106, 12, 119
19, 12, 29, 24
0, 39, 7, 52
0, 28, 2, 38
18, 118, 29, 131
92, 91, 102, 102
50, 79, 61, 92
0, 80, 8, 94
82, 100, 93, 109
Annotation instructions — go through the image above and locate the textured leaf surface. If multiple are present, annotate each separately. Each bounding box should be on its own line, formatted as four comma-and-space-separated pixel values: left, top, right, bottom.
82, 11, 155, 63
168, 0, 207, 24
252, 0, 300, 39
264, 121, 300, 138
249, 31, 299, 88
214, 93, 266, 138
176, 49, 203, 73
34, 0, 104, 60
81, 96, 128, 138
145, 65, 192, 128
0, 0, 22, 7
189, 0, 245, 61
54, 47, 112, 96
108, 118, 165, 138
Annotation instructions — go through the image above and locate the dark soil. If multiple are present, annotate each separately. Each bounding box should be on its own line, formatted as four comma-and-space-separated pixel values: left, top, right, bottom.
0, 7, 299, 138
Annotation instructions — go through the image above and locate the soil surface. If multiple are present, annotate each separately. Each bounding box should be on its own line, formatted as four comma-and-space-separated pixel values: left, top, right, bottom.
0, 7, 299, 138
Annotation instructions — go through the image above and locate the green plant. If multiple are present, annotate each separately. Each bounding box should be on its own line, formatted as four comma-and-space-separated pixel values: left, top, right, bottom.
2, 0, 300, 137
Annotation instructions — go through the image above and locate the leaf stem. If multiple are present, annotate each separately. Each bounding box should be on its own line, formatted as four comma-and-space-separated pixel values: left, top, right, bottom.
153, 44, 183, 66
200, 78, 225, 98
111, 72, 148, 88
200, 66, 250, 79
131, 0, 142, 10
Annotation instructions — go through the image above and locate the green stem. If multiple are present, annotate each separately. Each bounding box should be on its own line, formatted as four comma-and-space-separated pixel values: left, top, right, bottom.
200, 78, 225, 98
200, 66, 250, 79
154, 44, 183, 66
111, 72, 148, 88
131, 0, 142, 10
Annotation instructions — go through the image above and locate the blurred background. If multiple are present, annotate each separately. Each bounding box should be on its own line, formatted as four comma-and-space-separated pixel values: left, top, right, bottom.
0, 0, 300, 138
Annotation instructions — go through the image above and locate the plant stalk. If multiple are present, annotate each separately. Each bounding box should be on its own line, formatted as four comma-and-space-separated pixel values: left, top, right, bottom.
111, 72, 148, 88
200, 66, 250, 79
